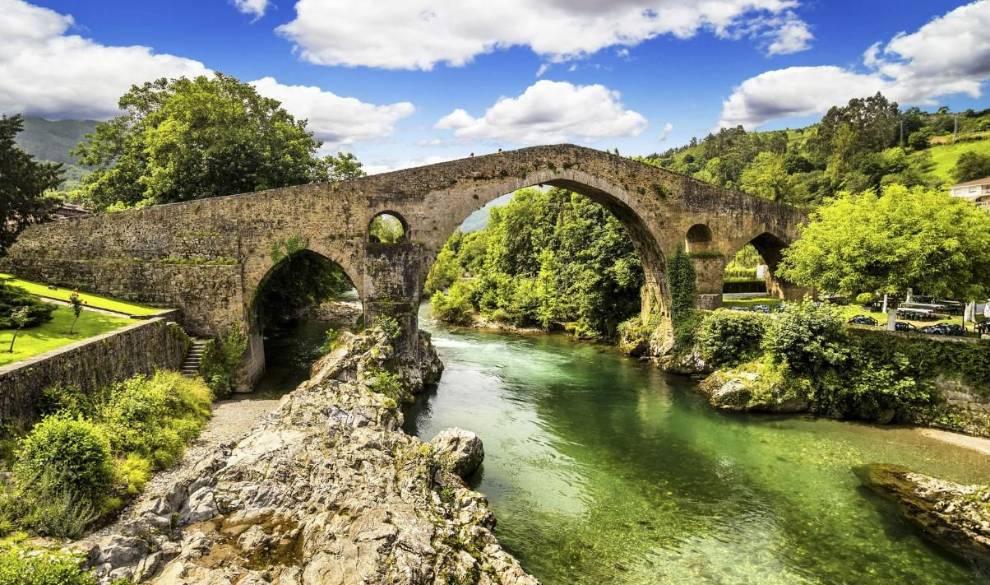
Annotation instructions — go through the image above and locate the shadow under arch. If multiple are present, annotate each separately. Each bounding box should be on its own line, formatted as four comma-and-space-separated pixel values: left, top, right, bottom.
422, 168, 674, 337
246, 248, 363, 385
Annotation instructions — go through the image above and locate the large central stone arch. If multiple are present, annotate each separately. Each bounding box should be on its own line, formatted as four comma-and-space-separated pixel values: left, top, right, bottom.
0, 144, 807, 387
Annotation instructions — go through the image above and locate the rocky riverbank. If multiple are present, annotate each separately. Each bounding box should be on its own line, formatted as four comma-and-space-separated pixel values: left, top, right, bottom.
75, 327, 537, 585
856, 464, 990, 574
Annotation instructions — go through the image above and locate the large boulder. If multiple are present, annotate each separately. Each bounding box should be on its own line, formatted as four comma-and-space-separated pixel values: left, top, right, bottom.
76, 328, 533, 585
431, 428, 484, 478
698, 363, 810, 414
856, 463, 990, 569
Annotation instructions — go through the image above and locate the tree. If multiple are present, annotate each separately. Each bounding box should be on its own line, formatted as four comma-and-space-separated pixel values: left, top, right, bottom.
0, 115, 62, 256
7, 306, 32, 353
952, 152, 990, 183
317, 152, 366, 183
72, 74, 325, 210
740, 152, 794, 202
778, 184, 990, 300
666, 246, 696, 323
68, 292, 83, 334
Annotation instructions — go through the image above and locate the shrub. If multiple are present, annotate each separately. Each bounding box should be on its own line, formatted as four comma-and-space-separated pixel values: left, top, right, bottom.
14, 416, 113, 504
667, 246, 696, 321
199, 327, 247, 398
0, 549, 97, 585
0, 283, 55, 329
696, 310, 769, 367
318, 328, 341, 355
854, 292, 875, 306
367, 370, 404, 402
98, 371, 212, 470
762, 300, 848, 374
430, 279, 476, 325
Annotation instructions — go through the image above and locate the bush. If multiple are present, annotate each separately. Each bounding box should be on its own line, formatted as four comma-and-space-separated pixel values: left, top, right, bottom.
0, 283, 55, 329
762, 300, 848, 374
14, 416, 113, 504
696, 310, 769, 367
430, 280, 475, 325
98, 371, 212, 470
199, 328, 247, 398
0, 549, 97, 585
367, 370, 404, 402
854, 292, 875, 306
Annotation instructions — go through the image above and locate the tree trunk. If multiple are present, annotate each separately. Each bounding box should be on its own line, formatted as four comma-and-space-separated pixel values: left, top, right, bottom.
8, 331, 17, 353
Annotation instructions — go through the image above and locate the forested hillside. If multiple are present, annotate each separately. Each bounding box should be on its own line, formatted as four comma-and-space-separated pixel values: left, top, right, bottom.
641, 94, 990, 207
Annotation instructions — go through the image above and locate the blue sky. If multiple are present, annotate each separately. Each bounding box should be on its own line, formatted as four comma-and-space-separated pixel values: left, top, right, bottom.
4, 0, 989, 171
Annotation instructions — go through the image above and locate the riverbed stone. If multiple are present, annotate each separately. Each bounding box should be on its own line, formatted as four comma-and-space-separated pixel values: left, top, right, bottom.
856, 463, 990, 569
431, 428, 485, 478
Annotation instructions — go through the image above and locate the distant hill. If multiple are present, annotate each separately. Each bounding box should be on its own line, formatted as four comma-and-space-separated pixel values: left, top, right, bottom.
14, 116, 99, 189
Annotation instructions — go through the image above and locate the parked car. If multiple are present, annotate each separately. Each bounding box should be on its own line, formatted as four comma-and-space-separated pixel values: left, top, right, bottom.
894, 322, 917, 332
750, 304, 772, 314
921, 323, 967, 336
848, 315, 878, 326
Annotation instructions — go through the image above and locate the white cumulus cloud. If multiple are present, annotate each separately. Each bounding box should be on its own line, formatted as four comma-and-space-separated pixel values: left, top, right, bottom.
718, 0, 990, 128
277, 0, 810, 70
250, 77, 415, 148
231, 0, 270, 19
434, 80, 647, 145
0, 0, 210, 119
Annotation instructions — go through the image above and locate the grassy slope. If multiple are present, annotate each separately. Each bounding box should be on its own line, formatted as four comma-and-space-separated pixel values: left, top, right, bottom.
1, 274, 167, 316
918, 139, 990, 183
0, 306, 132, 367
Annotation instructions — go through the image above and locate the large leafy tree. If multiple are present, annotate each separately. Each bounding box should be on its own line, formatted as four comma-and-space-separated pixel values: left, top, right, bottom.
0, 115, 62, 256
73, 74, 325, 210
778, 184, 990, 300
952, 152, 990, 183
740, 151, 794, 202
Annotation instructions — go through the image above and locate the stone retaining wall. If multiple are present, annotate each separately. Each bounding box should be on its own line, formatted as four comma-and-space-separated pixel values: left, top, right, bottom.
0, 318, 189, 428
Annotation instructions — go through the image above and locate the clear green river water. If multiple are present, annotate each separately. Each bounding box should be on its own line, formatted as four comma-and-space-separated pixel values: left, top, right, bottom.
263, 315, 990, 584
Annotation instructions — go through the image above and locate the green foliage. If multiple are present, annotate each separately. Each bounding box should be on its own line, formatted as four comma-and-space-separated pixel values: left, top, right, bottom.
695, 310, 769, 367
368, 214, 406, 244
199, 328, 248, 398
96, 371, 212, 470
0, 114, 62, 256
666, 246, 696, 324
739, 151, 794, 202
14, 416, 113, 505
269, 235, 308, 264
430, 280, 475, 325
367, 370, 403, 402
71, 74, 324, 210
3, 372, 212, 537
319, 328, 341, 355
778, 184, 990, 300
373, 315, 402, 342
425, 188, 643, 340
315, 151, 366, 184
952, 151, 990, 183
854, 292, 875, 306
0, 548, 97, 585
0, 283, 54, 329
763, 300, 848, 375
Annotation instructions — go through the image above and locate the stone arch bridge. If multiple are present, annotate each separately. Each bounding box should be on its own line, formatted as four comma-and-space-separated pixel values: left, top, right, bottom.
1, 145, 806, 385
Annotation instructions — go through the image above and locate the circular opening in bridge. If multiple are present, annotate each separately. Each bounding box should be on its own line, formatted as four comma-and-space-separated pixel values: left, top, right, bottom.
368, 212, 408, 244
685, 224, 713, 254
253, 250, 362, 393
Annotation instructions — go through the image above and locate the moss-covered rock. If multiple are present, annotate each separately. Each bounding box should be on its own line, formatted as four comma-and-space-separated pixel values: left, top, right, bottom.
856, 464, 990, 571
698, 360, 811, 413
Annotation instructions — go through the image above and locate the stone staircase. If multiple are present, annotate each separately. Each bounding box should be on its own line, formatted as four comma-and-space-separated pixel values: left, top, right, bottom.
181, 338, 209, 377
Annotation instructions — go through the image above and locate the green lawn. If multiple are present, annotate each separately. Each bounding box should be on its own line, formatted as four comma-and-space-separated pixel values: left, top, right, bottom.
0, 306, 133, 367
0, 274, 167, 316
913, 138, 990, 183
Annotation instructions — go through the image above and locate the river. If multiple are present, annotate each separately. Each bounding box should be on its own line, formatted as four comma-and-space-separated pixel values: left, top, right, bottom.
263, 313, 990, 584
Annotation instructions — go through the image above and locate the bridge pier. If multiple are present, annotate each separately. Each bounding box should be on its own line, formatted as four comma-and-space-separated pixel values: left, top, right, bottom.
690, 255, 725, 310
363, 242, 424, 360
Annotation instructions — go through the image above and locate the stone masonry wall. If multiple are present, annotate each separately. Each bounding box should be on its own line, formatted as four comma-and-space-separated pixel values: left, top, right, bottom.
0, 318, 188, 428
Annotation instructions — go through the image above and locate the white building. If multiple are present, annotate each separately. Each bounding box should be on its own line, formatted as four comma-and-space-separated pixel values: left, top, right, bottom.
949, 176, 990, 210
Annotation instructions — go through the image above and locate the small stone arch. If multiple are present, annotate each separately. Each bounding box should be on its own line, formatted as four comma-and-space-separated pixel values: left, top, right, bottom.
368, 211, 409, 244
685, 224, 714, 254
